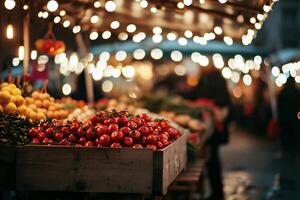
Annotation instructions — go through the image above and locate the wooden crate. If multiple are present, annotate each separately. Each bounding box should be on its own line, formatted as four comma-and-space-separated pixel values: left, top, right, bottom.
0, 144, 16, 190
16, 134, 187, 195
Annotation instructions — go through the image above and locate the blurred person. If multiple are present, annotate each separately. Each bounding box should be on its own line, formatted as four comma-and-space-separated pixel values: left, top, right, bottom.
277, 77, 300, 155
190, 66, 232, 200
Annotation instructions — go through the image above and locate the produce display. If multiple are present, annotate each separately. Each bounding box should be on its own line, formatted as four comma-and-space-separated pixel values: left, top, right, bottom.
66, 106, 95, 121
28, 110, 182, 150
0, 112, 37, 145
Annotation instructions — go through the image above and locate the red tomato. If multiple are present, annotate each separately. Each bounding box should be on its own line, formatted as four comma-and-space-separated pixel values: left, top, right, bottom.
111, 131, 124, 143
99, 134, 111, 147
146, 134, 160, 144
59, 139, 71, 146
70, 122, 80, 132
83, 120, 93, 129
120, 127, 131, 135
84, 141, 95, 147
86, 128, 95, 140
123, 137, 134, 147
126, 121, 138, 130
78, 137, 87, 145
38, 132, 46, 141
61, 127, 70, 138
155, 141, 164, 149
131, 117, 143, 127
111, 142, 122, 148
90, 114, 101, 124
108, 123, 119, 134
167, 127, 179, 140
32, 138, 40, 144
133, 144, 143, 149
103, 118, 113, 126
42, 138, 53, 144
54, 132, 64, 141
140, 136, 147, 146
159, 133, 169, 141
68, 134, 77, 143
111, 117, 119, 124
160, 121, 170, 129
160, 139, 170, 147
146, 144, 157, 150
77, 127, 85, 137
138, 126, 151, 136
138, 113, 150, 121
45, 128, 54, 138
118, 115, 128, 125
28, 128, 39, 138
128, 130, 142, 142
95, 124, 108, 136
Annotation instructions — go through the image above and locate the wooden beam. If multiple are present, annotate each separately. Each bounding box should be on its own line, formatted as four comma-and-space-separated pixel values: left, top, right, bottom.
23, 11, 30, 78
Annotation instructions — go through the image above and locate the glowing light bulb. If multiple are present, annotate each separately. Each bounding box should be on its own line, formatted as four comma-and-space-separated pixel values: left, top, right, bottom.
18, 46, 24, 61
47, 0, 58, 12
4, 0, 16, 10
62, 83, 72, 95
105, 1, 117, 12
6, 24, 14, 39
110, 21, 120, 29
90, 15, 100, 24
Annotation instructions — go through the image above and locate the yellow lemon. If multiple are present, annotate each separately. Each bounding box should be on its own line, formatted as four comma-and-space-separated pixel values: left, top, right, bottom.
0, 91, 11, 104
4, 102, 17, 114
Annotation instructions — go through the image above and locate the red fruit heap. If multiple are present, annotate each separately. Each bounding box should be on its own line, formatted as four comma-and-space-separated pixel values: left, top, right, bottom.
28, 110, 182, 150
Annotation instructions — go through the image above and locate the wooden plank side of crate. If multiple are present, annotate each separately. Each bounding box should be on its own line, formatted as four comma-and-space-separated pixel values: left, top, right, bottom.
153, 134, 187, 195
16, 146, 153, 193
0, 144, 16, 190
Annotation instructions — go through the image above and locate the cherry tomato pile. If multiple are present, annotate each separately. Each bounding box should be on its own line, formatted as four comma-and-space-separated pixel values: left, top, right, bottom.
28, 110, 182, 150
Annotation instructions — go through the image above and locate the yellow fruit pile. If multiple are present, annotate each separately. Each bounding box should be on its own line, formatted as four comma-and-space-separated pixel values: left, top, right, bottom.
24, 91, 69, 120
0, 82, 25, 115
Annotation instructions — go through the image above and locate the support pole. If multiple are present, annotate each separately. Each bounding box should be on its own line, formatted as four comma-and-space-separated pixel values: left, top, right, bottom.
266, 66, 277, 120
75, 33, 94, 103
23, 11, 30, 77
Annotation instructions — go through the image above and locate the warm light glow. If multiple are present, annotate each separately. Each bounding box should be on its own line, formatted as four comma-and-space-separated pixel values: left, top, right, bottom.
178, 37, 188, 46
167, 32, 177, 41
102, 31, 111, 39
222, 67, 232, 79
214, 26, 223, 35
223, 36, 233, 45
110, 21, 120, 29
4, 0, 15, 10
6, 24, 14, 39
187, 76, 199, 86
62, 83, 72, 95
250, 17, 256, 24
72, 25, 81, 33
91, 15, 100, 24
153, 26, 162, 34
127, 24, 137, 33
115, 50, 127, 61
174, 65, 186, 76
105, 1, 117, 12
152, 34, 163, 43
271, 66, 280, 77
184, 30, 193, 38
59, 10, 66, 16
118, 32, 128, 41
12, 57, 20, 66
150, 7, 157, 13
122, 65, 136, 78
102, 80, 113, 92
42, 12, 49, 19
23, 4, 29, 10
18, 46, 24, 61
257, 13, 265, 21
99, 51, 110, 61
90, 32, 99, 40
170, 50, 183, 62
133, 49, 146, 60
183, 0, 192, 6
218, 0, 227, 4
255, 23, 262, 30
199, 55, 209, 67
63, 20, 70, 27
177, 2, 185, 9
94, 1, 101, 8
54, 16, 61, 23
92, 69, 103, 81
212, 53, 224, 69
263, 5, 271, 12
150, 48, 163, 60
243, 74, 252, 86
231, 71, 240, 83
140, 0, 148, 8
47, 0, 58, 12
31, 50, 37, 60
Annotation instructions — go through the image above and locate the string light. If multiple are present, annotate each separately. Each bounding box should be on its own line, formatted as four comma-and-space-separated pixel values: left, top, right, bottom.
54, 16, 61, 23
6, 24, 14, 39
170, 50, 183, 62
127, 24, 136, 33
153, 26, 162, 34
133, 49, 146, 60
4, 0, 16, 10
105, 1, 117, 12
115, 50, 127, 61
140, 0, 148, 8
42, 12, 49, 19
94, 1, 101, 8
59, 10, 66, 16
118, 32, 128, 40
150, 48, 163, 60
255, 23, 262, 29
23, 4, 29, 10
31, 50, 37, 60
257, 13, 265, 21
223, 36, 233, 45
62, 83, 72, 95
152, 34, 163, 43
177, 2, 185, 9
102, 80, 113, 92
90, 32, 99, 40
110, 21, 120, 29
150, 7, 157, 13
178, 37, 188, 46
90, 15, 100, 24
18, 46, 24, 61
63, 20, 70, 27
12, 58, 20, 66
250, 17, 256, 24
184, 30, 193, 38
102, 31, 111, 39
218, 0, 227, 4
72, 25, 81, 33
214, 26, 223, 35
183, 0, 193, 6
167, 32, 177, 41
263, 5, 271, 12
47, 0, 58, 12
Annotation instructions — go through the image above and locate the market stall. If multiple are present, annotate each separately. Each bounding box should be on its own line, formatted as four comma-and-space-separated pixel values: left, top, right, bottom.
0, 0, 281, 199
